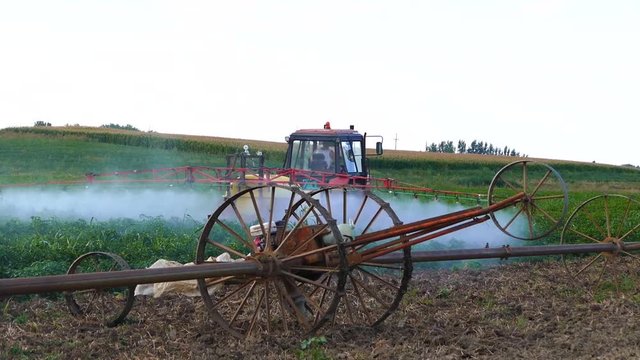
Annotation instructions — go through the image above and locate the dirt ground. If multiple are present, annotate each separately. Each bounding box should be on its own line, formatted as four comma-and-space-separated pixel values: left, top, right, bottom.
2, 259, 640, 360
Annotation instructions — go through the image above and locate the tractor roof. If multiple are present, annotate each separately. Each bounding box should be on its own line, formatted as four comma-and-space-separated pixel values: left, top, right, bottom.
289, 122, 364, 141
290, 128, 361, 137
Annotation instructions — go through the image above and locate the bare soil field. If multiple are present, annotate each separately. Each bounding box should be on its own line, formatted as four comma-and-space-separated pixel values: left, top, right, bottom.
2, 259, 639, 359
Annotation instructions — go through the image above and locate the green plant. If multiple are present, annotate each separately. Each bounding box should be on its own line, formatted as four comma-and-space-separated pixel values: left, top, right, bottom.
436, 287, 452, 299
296, 336, 329, 360
14, 313, 28, 324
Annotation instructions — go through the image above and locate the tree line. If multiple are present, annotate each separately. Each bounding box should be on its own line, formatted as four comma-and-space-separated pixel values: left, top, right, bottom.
426, 140, 525, 157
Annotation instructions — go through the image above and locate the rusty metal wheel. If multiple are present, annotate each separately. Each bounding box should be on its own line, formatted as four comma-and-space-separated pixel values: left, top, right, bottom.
561, 194, 640, 296
488, 160, 568, 240
64, 252, 135, 327
300, 187, 411, 328
195, 185, 347, 339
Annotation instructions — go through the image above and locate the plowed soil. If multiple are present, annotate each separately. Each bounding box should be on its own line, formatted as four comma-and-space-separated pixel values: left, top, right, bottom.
2, 260, 640, 359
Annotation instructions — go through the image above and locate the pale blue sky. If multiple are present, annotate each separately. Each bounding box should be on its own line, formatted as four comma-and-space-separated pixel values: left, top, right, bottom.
1, 1, 638, 166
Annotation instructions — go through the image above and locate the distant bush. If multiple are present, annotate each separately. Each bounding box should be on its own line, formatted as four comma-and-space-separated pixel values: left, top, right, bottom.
100, 123, 140, 131
33, 121, 51, 127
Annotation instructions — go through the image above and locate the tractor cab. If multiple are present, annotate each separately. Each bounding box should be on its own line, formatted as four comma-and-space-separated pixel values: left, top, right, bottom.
283, 123, 383, 186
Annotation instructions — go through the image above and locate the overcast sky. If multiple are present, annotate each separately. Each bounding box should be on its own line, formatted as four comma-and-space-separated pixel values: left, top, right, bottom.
1, 1, 638, 166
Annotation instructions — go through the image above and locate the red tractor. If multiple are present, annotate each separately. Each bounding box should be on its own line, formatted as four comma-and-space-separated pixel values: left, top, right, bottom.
282, 122, 383, 187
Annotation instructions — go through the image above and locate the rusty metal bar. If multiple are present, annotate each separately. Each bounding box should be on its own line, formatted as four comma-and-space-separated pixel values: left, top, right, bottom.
358, 216, 490, 263
3, 241, 639, 298
371, 241, 640, 263
0, 261, 261, 297
350, 192, 525, 248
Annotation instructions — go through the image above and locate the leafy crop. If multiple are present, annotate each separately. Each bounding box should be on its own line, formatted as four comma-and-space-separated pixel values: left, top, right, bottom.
0, 216, 205, 278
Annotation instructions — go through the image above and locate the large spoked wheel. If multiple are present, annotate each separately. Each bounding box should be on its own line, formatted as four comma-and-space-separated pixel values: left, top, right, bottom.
488, 160, 568, 240
64, 252, 135, 327
561, 194, 640, 296
301, 187, 411, 328
195, 185, 347, 339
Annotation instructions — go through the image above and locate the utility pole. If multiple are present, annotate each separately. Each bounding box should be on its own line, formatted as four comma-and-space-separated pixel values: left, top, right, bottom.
394, 133, 399, 150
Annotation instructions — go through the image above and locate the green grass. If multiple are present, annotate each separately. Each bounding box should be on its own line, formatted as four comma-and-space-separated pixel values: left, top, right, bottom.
0, 131, 282, 185
0, 216, 203, 278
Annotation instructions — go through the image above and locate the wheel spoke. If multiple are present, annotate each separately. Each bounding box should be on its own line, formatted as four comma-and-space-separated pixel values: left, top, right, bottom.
525, 205, 534, 238
262, 187, 277, 250
348, 274, 373, 323
568, 227, 602, 243
621, 251, 640, 261
281, 270, 339, 293
604, 195, 612, 238
209, 279, 253, 309
590, 259, 609, 294
274, 280, 290, 333
522, 162, 528, 193
263, 281, 271, 333
230, 201, 253, 243
350, 271, 393, 308
287, 224, 330, 256
282, 244, 338, 263
206, 238, 248, 259
352, 195, 369, 227
246, 283, 266, 337
530, 170, 552, 197
615, 198, 633, 239
531, 194, 567, 201
502, 206, 525, 231
361, 206, 384, 235
355, 266, 401, 292
531, 201, 559, 225
215, 219, 255, 253
229, 280, 258, 327
574, 253, 604, 277
249, 190, 267, 238
582, 206, 607, 239
619, 222, 640, 242
275, 204, 317, 253
497, 174, 521, 193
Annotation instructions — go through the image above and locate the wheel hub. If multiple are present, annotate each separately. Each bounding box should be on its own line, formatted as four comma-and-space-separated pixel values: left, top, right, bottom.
602, 237, 623, 259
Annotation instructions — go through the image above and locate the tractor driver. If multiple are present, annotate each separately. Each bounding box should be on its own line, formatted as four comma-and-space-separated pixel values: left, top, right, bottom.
314, 142, 335, 170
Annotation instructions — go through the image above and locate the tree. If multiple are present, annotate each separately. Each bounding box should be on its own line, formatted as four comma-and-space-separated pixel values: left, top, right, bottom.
34, 121, 51, 127
469, 140, 478, 154
424, 137, 523, 157
457, 140, 466, 154
100, 123, 140, 131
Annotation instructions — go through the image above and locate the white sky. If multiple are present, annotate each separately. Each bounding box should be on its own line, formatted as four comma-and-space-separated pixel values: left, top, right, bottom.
1, 1, 639, 166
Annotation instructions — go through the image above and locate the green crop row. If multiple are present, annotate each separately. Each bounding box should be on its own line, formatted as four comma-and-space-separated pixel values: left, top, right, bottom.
2, 127, 288, 164
0, 216, 205, 278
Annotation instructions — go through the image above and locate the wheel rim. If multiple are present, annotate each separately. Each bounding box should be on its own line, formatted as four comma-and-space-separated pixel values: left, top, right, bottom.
64, 252, 135, 327
195, 185, 347, 338
561, 194, 640, 297
299, 187, 411, 327
488, 160, 568, 240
